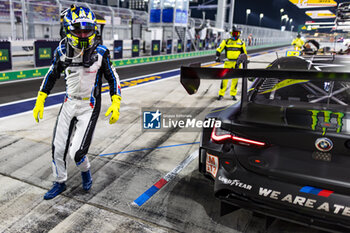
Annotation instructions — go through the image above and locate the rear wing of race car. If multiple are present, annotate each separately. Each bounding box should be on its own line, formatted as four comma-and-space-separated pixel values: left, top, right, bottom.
180, 66, 350, 95
180, 54, 350, 109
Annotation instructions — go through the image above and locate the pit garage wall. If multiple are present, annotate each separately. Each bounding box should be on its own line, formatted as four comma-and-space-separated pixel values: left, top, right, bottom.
0, 42, 289, 82
0, 0, 296, 43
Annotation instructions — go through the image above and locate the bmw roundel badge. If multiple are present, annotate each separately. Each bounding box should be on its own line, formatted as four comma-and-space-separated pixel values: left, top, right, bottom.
315, 138, 333, 152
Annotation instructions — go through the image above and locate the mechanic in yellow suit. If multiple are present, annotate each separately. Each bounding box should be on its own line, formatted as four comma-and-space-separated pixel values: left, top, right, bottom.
216, 26, 247, 100
291, 34, 304, 51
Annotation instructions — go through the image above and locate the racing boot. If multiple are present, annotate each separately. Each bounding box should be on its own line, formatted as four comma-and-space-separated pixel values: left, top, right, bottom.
44, 182, 66, 200
81, 170, 92, 191
217, 95, 224, 101
231, 96, 237, 101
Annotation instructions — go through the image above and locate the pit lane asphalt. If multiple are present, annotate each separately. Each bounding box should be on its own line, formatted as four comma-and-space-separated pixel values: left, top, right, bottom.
0, 45, 326, 233
0, 46, 286, 105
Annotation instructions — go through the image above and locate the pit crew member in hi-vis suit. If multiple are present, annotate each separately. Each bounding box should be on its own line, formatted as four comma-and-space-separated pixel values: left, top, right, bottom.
33, 5, 121, 200
291, 34, 304, 51
216, 26, 247, 101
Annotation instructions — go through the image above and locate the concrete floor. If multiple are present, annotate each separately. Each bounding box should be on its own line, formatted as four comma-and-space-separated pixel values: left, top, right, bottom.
0, 48, 326, 233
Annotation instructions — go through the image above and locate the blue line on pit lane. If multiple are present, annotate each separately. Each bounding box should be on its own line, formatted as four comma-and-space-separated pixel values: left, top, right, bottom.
99, 142, 200, 157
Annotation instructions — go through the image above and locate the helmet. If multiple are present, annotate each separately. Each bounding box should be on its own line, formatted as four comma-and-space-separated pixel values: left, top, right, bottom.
59, 8, 70, 39
297, 34, 301, 38
230, 26, 241, 40
63, 5, 97, 50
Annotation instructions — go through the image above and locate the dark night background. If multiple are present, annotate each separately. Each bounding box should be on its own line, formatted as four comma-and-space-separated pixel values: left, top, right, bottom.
190, 0, 350, 31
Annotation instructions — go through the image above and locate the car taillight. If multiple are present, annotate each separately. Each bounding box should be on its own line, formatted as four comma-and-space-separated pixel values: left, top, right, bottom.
211, 126, 267, 148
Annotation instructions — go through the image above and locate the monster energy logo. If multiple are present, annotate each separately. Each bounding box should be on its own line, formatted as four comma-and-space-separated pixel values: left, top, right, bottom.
309, 110, 345, 134
80, 41, 88, 48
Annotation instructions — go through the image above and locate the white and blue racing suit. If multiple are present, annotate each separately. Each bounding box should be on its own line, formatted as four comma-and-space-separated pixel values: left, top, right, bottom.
39, 44, 121, 183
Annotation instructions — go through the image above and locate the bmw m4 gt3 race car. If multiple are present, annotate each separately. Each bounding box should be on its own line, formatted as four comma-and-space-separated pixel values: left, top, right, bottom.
181, 55, 350, 232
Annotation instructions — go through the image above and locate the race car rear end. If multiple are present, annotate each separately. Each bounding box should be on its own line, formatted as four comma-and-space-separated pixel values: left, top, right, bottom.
187, 56, 350, 232
199, 105, 350, 232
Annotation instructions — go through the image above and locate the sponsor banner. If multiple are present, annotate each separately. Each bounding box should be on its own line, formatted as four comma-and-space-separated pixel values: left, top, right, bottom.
113, 40, 123, 59
162, 8, 174, 23
0, 41, 12, 71
141, 107, 222, 132
0, 43, 288, 81
34, 40, 59, 67
289, 0, 337, 9
174, 9, 188, 25
150, 9, 161, 23
151, 40, 161, 56
0, 68, 49, 82
177, 40, 183, 53
175, 9, 182, 23
132, 40, 140, 57
166, 40, 172, 54
305, 10, 336, 19
0, 49, 224, 82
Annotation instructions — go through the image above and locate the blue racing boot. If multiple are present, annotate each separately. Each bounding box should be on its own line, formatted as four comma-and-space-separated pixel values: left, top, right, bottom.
44, 182, 66, 200
81, 170, 92, 191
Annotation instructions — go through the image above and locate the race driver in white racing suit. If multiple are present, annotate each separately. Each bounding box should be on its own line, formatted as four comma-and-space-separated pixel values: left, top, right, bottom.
33, 5, 121, 200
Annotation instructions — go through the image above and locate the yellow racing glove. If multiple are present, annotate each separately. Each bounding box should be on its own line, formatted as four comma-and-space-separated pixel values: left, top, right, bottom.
33, 91, 48, 123
105, 95, 121, 124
